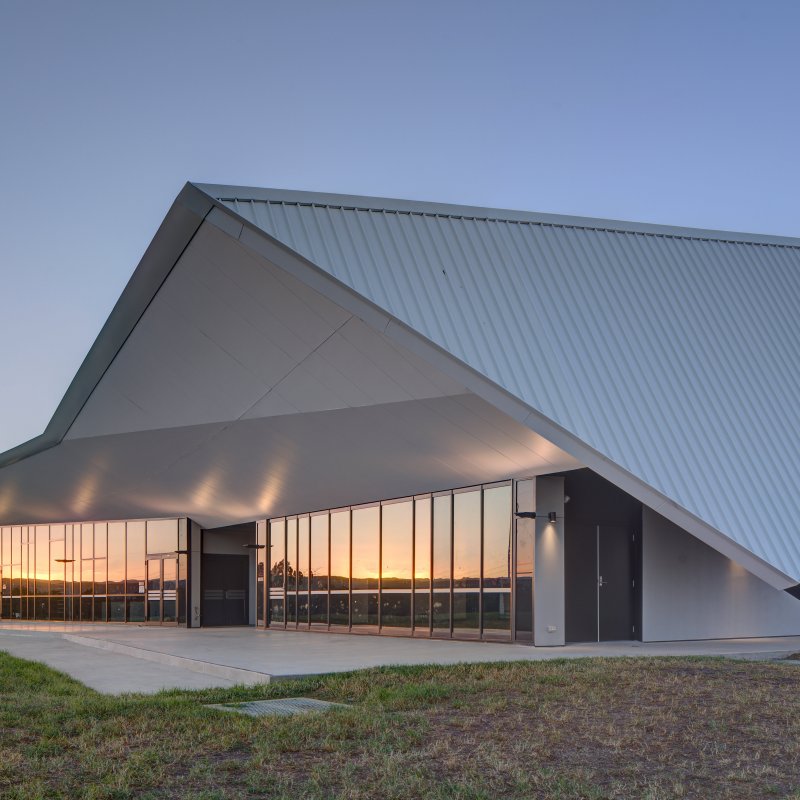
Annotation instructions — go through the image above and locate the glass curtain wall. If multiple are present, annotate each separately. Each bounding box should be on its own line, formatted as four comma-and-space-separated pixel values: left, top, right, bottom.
264, 481, 512, 641
0, 518, 186, 624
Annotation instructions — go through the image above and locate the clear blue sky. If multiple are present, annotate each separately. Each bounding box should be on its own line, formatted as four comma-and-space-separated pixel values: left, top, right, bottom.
1, 0, 799, 453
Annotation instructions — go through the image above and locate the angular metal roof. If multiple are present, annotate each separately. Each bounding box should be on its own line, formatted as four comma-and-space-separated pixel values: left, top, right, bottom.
199, 184, 800, 588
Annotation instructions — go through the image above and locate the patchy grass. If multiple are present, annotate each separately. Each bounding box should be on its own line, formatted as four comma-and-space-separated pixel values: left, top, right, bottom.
1, 652, 799, 799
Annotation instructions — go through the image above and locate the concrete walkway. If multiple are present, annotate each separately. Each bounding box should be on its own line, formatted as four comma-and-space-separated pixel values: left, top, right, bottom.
2, 622, 799, 695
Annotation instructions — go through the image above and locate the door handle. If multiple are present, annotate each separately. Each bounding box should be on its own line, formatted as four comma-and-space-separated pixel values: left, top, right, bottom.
598, 575, 604, 587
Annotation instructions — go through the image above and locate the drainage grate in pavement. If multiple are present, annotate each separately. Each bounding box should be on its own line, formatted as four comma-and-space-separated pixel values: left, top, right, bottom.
206, 697, 348, 717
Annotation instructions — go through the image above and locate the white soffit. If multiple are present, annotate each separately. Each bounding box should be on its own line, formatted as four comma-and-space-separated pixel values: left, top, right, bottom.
205, 186, 800, 584
0, 218, 579, 528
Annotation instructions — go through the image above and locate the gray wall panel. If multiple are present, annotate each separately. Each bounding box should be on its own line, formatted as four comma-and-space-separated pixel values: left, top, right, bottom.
642, 507, 800, 641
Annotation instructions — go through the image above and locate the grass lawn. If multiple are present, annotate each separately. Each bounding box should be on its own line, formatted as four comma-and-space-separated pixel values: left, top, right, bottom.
1, 652, 799, 799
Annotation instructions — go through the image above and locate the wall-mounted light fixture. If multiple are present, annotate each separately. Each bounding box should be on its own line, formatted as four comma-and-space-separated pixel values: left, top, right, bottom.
513, 511, 559, 522
242, 543, 266, 549
54, 558, 75, 563
173, 549, 189, 555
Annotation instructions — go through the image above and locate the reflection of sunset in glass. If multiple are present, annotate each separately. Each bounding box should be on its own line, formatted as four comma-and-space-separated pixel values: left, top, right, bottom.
329, 511, 349, 584
381, 501, 412, 582
352, 506, 379, 589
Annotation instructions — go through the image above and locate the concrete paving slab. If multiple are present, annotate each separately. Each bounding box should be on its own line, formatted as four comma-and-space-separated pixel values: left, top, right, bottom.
2, 623, 800, 695
0, 628, 239, 694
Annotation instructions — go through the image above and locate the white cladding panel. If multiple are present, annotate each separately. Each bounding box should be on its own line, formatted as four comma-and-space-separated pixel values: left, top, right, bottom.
223, 195, 800, 581
642, 507, 800, 640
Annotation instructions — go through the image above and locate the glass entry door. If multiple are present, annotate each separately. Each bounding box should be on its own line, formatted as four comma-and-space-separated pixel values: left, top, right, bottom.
145, 558, 178, 624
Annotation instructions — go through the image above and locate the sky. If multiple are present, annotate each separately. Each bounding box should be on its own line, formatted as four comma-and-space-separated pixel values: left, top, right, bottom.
1, 0, 799, 454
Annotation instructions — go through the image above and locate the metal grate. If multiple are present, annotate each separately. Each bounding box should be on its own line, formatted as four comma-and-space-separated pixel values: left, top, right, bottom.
206, 697, 347, 717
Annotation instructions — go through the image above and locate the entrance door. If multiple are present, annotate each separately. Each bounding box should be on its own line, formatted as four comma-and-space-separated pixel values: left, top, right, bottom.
146, 558, 179, 624
201, 554, 249, 626
597, 526, 634, 641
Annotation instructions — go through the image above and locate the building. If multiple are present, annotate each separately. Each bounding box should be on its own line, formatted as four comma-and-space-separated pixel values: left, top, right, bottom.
1, 183, 799, 644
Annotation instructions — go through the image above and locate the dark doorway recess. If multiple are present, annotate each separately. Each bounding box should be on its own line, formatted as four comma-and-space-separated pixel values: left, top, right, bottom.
201, 554, 249, 626
560, 469, 642, 643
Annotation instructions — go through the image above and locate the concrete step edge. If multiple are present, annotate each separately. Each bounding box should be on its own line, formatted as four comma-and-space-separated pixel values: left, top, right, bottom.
62, 634, 273, 684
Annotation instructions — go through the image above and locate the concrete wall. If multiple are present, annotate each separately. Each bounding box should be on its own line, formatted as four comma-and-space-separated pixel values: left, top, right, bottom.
534, 476, 565, 646
642, 507, 800, 641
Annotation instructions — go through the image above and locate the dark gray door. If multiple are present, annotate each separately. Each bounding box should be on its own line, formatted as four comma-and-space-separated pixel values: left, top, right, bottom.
597, 526, 634, 641
201, 554, 249, 626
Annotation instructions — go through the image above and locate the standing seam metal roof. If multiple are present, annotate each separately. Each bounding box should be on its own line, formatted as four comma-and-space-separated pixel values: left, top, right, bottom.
203, 186, 800, 581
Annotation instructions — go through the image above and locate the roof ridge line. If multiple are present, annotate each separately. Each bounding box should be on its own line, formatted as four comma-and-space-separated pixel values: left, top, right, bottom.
219, 196, 800, 250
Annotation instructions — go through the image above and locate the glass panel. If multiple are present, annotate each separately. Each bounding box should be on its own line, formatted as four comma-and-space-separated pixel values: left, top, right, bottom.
80, 596, 93, 621
329, 509, 349, 626
34, 596, 49, 620
381, 501, 412, 590
381, 592, 411, 629
329, 511, 349, 591
453, 490, 480, 589
81, 524, 93, 561
65, 526, 77, 595
483, 486, 512, 590
269, 519, 285, 589
269, 597, 285, 624
310, 594, 328, 626
1, 527, 9, 567
162, 559, 177, 622
146, 560, 162, 622
432, 495, 451, 589
482, 591, 512, 637
147, 519, 177, 555
453, 591, 480, 636
298, 516, 310, 592
93, 597, 107, 622
414, 497, 431, 590
432, 593, 450, 631
351, 592, 378, 626
381, 500, 412, 629
107, 522, 126, 594
48, 540, 65, 595
330, 592, 349, 626
414, 591, 430, 628
50, 595, 65, 621
81, 559, 93, 595
94, 558, 107, 596
310, 514, 328, 625
127, 596, 145, 623
310, 514, 328, 591
35, 526, 49, 595
351, 506, 379, 592
126, 521, 146, 594
514, 517, 534, 640
108, 596, 125, 622
94, 523, 107, 559
256, 521, 266, 625
297, 520, 311, 622
286, 518, 297, 624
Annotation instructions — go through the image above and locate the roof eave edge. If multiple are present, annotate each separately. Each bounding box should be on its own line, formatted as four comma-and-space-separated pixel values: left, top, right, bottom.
0, 182, 214, 469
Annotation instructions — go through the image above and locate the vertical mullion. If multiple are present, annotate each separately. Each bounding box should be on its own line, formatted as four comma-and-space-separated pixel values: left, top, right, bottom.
479, 486, 484, 639
378, 504, 383, 631
326, 512, 331, 629
348, 508, 353, 631
429, 496, 433, 636
410, 497, 415, 633
449, 492, 454, 637
511, 480, 517, 642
